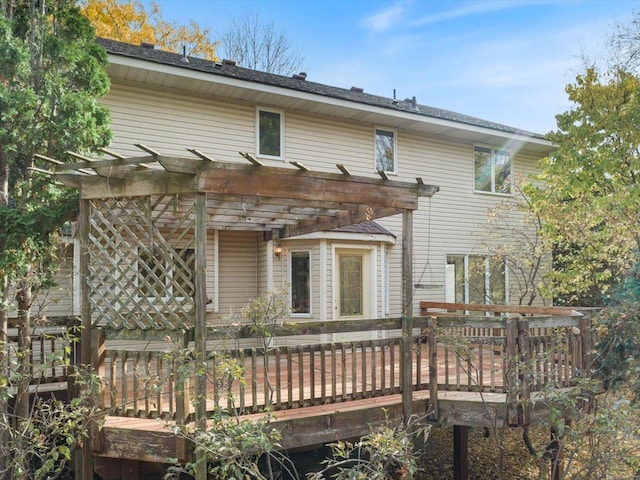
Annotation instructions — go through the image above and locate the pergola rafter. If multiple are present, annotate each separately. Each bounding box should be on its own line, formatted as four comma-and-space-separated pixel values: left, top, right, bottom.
49, 147, 438, 237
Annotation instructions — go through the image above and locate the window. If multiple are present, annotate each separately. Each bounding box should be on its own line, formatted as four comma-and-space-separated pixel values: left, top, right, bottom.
339, 254, 363, 316
474, 146, 511, 194
446, 255, 506, 305
138, 246, 195, 299
256, 108, 283, 159
375, 128, 396, 173
290, 251, 311, 315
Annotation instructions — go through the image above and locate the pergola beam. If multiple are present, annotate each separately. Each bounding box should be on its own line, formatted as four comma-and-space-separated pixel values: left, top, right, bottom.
52, 150, 438, 238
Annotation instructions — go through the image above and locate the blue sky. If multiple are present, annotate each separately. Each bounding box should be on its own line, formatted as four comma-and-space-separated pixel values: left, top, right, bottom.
146, 0, 637, 134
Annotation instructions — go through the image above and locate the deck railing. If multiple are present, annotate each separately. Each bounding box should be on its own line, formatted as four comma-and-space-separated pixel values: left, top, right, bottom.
5, 318, 79, 393
93, 303, 592, 428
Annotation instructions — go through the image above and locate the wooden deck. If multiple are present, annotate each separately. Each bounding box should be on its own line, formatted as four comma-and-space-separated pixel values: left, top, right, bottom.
90, 304, 593, 465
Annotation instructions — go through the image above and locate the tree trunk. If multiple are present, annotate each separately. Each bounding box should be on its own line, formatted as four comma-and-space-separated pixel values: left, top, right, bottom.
13, 274, 32, 422
0, 136, 9, 480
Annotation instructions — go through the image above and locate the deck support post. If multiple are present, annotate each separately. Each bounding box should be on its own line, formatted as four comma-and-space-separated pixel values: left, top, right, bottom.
194, 193, 207, 480
90, 328, 106, 454
453, 425, 469, 480
194, 192, 208, 480
401, 210, 413, 425
79, 198, 93, 480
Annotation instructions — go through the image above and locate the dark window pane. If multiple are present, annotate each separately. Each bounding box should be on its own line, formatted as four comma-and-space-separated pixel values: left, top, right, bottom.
291, 251, 310, 314
259, 110, 281, 157
474, 146, 492, 192
174, 248, 195, 298
494, 150, 511, 194
375, 129, 395, 172
139, 248, 166, 297
468, 256, 486, 305
339, 255, 363, 316
489, 256, 506, 304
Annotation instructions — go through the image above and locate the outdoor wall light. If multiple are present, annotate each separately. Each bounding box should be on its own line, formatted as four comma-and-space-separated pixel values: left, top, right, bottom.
273, 245, 284, 258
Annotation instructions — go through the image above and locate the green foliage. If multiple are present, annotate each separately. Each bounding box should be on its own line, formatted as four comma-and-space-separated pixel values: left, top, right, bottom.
526, 68, 640, 303
308, 411, 430, 480
0, 328, 102, 480
0, 0, 111, 311
595, 258, 640, 396
480, 178, 552, 306
168, 411, 289, 480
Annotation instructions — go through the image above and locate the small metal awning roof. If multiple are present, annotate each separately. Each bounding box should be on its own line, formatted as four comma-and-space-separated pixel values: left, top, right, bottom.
39, 145, 438, 238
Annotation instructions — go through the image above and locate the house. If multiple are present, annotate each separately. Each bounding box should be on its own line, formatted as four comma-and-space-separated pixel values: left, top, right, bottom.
43, 38, 551, 328
21, 37, 556, 326
32, 39, 574, 480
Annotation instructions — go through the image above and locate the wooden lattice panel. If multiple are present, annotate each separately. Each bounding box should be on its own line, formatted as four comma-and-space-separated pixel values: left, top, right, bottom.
87, 195, 197, 330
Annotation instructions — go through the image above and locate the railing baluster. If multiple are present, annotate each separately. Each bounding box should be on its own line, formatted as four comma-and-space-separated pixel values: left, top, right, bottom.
309, 345, 316, 404
286, 346, 293, 407
331, 343, 337, 402
298, 346, 304, 407
275, 348, 282, 409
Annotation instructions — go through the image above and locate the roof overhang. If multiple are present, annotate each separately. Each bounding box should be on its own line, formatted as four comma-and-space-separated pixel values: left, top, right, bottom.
105, 54, 554, 158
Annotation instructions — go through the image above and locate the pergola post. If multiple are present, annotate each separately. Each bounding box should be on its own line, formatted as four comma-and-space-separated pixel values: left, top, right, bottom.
194, 192, 208, 480
79, 198, 93, 480
453, 425, 469, 480
401, 209, 413, 424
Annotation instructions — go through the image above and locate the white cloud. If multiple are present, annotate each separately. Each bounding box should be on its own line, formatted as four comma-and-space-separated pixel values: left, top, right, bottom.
363, 2, 407, 32
409, 0, 559, 27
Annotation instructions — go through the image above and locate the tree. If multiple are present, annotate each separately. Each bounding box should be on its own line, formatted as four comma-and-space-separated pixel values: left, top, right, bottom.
479, 177, 551, 306
0, 1, 111, 471
80, 0, 219, 60
526, 67, 640, 304
220, 8, 305, 75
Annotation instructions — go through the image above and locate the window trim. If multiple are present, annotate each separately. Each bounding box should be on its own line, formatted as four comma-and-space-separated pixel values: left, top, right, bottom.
374, 127, 398, 174
288, 249, 312, 317
473, 144, 512, 195
256, 107, 285, 160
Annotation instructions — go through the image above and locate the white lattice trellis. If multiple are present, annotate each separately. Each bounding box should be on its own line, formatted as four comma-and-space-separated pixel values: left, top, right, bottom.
87, 195, 197, 330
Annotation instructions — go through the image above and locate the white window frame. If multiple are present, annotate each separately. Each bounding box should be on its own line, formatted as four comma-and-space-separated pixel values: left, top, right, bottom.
473, 145, 512, 195
256, 107, 284, 160
289, 249, 312, 317
374, 127, 397, 174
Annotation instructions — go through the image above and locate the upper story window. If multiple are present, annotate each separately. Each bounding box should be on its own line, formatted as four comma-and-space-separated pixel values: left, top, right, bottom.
256, 107, 284, 159
474, 146, 511, 194
374, 128, 397, 173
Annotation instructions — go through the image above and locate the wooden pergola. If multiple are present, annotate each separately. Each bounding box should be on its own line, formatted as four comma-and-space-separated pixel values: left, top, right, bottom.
41, 145, 439, 479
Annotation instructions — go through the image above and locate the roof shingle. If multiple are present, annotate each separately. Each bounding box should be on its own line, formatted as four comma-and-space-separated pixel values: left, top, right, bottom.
97, 38, 545, 139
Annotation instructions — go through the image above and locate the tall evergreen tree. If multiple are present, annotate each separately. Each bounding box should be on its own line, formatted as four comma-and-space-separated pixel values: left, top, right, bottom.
0, 0, 111, 452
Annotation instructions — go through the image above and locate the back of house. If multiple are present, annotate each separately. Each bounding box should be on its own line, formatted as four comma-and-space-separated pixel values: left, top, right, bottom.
20, 38, 554, 334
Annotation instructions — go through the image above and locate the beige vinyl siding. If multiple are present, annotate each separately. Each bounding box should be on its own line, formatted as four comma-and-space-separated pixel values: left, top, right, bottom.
217, 230, 259, 316
101, 80, 549, 321
102, 82, 254, 160
256, 236, 270, 297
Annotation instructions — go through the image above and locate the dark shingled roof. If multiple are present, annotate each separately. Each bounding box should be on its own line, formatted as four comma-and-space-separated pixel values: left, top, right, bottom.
331, 221, 396, 238
97, 38, 545, 140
